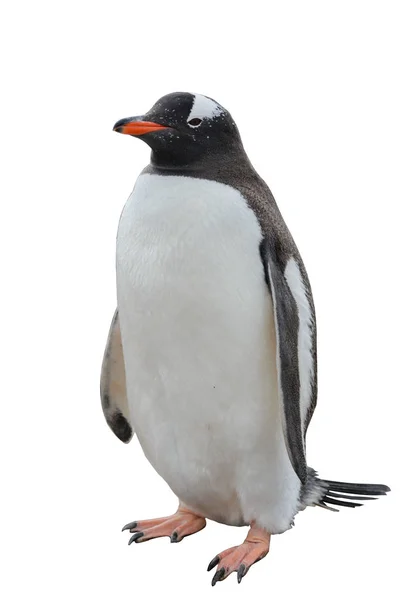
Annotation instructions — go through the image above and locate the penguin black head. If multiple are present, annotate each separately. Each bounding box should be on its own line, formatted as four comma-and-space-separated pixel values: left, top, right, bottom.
113, 92, 245, 170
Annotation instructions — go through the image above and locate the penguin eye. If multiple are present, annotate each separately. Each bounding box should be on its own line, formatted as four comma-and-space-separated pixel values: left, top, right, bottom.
188, 118, 203, 127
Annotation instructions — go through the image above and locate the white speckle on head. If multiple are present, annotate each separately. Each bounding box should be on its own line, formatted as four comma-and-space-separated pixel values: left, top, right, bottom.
284, 257, 314, 435
187, 94, 223, 126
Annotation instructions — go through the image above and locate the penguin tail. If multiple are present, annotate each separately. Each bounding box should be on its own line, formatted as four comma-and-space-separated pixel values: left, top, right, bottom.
300, 468, 391, 512
316, 479, 391, 512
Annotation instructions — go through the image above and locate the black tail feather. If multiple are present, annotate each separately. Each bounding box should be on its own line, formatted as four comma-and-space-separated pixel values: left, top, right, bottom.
324, 496, 362, 508
317, 502, 339, 512
322, 480, 390, 496
317, 478, 390, 510
325, 490, 377, 501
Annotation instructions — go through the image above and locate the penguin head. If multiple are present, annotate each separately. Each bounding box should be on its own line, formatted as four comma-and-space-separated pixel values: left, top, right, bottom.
113, 92, 244, 169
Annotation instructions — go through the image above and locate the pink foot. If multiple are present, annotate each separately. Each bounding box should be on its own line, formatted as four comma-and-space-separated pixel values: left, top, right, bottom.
122, 505, 206, 544
207, 525, 271, 585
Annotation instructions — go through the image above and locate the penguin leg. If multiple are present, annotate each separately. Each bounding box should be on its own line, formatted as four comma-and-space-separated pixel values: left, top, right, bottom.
122, 504, 206, 544
207, 524, 271, 586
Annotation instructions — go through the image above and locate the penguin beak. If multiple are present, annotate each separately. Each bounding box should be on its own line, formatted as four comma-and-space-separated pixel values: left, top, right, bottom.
113, 117, 169, 136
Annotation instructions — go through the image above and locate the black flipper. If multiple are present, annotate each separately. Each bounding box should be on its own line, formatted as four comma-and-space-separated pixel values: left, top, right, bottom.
261, 239, 317, 485
100, 309, 133, 443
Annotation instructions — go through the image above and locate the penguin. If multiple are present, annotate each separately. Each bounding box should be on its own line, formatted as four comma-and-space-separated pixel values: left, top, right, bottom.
101, 92, 390, 586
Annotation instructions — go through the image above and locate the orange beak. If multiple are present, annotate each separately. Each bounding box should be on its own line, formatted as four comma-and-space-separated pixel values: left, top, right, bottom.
113, 119, 169, 136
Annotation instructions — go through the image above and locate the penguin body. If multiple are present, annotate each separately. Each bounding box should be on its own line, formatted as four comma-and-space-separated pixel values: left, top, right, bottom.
101, 92, 390, 584
116, 173, 299, 533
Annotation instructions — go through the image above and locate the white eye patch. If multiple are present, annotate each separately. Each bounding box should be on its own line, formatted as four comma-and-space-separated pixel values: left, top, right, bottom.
187, 94, 223, 127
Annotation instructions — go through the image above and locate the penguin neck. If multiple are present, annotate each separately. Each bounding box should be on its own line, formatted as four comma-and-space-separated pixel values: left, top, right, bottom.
148, 146, 257, 181
143, 148, 279, 219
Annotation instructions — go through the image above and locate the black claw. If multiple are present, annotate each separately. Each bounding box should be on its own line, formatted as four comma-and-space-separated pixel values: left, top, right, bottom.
122, 521, 137, 532
128, 532, 144, 545
207, 555, 220, 572
170, 531, 179, 543
211, 567, 225, 586
237, 564, 246, 584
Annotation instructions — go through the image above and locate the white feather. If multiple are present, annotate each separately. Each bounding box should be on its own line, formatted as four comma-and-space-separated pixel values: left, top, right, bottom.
116, 173, 301, 533
187, 94, 223, 123
284, 257, 314, 434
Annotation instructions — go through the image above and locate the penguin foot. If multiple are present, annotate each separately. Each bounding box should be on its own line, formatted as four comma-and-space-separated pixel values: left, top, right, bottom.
207, 525, 271, 586
122, 505, 206, 544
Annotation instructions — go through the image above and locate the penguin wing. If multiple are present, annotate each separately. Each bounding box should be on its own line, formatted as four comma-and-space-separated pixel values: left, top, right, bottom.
100, 309, 133, 443
260, 239, 317, 484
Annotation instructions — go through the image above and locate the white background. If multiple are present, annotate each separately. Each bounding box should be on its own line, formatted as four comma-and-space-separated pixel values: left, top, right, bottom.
1, 1, 398, 598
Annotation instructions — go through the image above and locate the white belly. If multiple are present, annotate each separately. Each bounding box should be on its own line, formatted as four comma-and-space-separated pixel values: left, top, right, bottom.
116, 173, 300, 533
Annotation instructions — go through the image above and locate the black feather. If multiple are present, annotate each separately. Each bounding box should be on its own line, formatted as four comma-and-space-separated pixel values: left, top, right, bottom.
316, 502, 339, 512
316, 477, 390, 511
324, 496, 362, 508
322, 480, 390, 495
326, 491, 377, 501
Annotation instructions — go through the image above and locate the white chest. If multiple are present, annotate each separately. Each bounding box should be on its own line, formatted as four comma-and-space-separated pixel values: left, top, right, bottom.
115, 173, 297, 529
116, 174, 269, 359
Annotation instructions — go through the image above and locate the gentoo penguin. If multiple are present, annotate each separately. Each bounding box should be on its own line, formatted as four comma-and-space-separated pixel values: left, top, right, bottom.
101, 92, 390, 585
